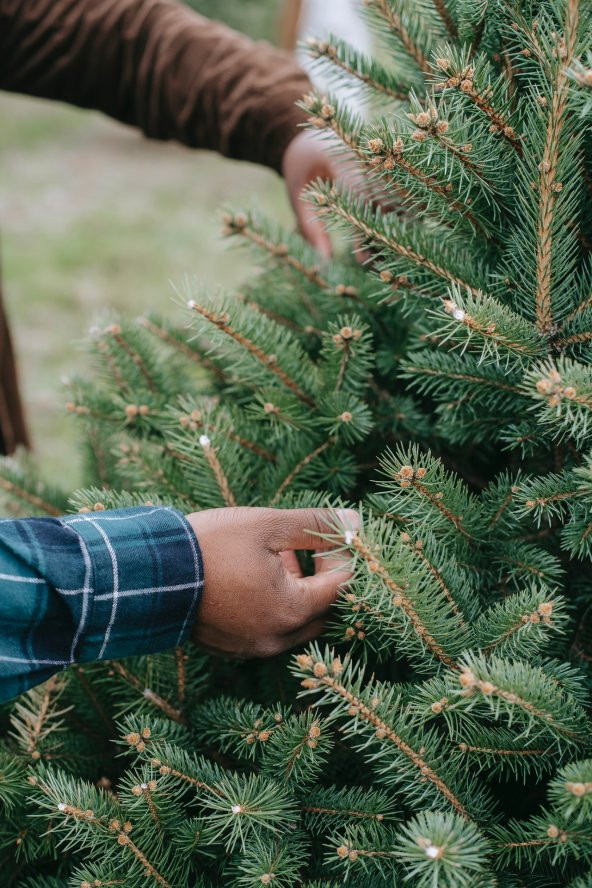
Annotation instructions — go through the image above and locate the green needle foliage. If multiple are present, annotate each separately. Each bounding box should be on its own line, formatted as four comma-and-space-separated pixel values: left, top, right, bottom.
2, 0, 592, 884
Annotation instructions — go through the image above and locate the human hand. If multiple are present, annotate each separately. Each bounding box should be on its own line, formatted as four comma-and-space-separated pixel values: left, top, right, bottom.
187, 506, 358, 658
282, 130, 340, 258
282, 129, 377, 261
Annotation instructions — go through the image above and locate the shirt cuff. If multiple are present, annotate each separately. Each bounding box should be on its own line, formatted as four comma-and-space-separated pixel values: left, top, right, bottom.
59, 506, 203, 663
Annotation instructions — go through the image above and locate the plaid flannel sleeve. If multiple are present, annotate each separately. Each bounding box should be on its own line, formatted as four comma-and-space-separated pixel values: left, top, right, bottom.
0, 506, 204, 702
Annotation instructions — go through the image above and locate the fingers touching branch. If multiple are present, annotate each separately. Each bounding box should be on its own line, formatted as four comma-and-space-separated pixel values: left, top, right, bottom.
187, 506, 358, 658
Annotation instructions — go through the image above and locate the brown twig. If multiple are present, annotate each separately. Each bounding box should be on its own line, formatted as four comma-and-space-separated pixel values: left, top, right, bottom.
432, 0, 457, 38
307, 38, 408, 99
139, 317, 228, 382
459, 742, 547, 756
201, 439, 237, 507
368, 0, 431, 74
325, 199, 485, 298
106, 327, 157, 393
314, 671, 470, 818
350, 535, 459, 668
188, 301, 315, 406
0, 476, 61, 516
271, 439, 334, 505
412, 478, 472, 541
174, 648, 186, 706
110, 662, 185, 724
301, 804, 386, 821
534, 0, 580, 333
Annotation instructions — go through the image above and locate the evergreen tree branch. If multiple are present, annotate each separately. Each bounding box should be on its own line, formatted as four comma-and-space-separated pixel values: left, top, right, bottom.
149, 759, 224, 799
96, 337, 131, 394
295, 651, 472, 819
402, 359, 522, 394
431, 0, 457, 38
110, 663, 186, 725
477, 589, 566, 658
302, 96, 431, 216
365, 0, 432, 74
187, 300, 315, 406
224, 213, 337, 294
139, 316, 228, 382
129, 779, 162, 830
555, 328, 592, 349
433, 55, 523, 154
363, 129, 490, 233
176, 410, 276, 463
103, 324, 158, 393
270, 439, 334, 505
381, 455, 474, 542
400, 531, 466, 625
488, 487, 517, 528
534, 0, 581, 333
57, 800, 171, 887
346, 530, 460, 667
305, 36, 409, 99
111, 445, 193, 508
456, 654, 589, 742
0, 475, 61, 517
9, 676, 72, 767
237, 293, 324, 338
412, 117, 488, 182
434, 289, 548, 362
198, 436, 237, 507
525, 359, 592, 446
309, 184, 487, 298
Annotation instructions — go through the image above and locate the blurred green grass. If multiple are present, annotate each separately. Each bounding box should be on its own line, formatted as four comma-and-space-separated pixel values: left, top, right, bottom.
0, 92, 291, 490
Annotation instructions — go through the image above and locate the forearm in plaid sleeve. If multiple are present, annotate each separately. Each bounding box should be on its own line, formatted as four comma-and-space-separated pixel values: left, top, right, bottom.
0, 506, 203, 702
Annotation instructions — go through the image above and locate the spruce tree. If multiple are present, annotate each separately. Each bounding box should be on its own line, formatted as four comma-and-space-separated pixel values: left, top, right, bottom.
2, 0, 592, 885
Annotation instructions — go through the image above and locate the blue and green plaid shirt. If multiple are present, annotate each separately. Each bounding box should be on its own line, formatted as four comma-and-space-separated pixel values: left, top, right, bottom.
0, 506, 203, 702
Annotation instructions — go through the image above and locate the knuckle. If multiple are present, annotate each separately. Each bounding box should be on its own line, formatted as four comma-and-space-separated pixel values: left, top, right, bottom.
255, 510, 286, 548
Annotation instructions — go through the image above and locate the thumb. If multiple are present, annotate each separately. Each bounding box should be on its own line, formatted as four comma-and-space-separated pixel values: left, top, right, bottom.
271, 507, 359, 552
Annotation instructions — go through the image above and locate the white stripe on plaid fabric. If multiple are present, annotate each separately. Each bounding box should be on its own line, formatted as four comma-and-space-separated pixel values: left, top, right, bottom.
65, 508, 164, 524
0, 573, 44, 583
2, 656, 69, 665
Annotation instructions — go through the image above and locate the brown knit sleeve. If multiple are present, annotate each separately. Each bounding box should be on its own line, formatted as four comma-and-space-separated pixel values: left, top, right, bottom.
0, 0, 312, 172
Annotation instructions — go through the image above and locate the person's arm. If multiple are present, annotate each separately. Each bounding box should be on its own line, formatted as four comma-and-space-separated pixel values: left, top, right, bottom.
0, 0, 338, 254
0, 506, 204, 701
0, 505, 357, 702
0, 0, 310, 173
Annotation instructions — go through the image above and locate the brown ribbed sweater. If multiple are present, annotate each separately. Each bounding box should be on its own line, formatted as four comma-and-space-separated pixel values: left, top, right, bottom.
0, 0, 311, 452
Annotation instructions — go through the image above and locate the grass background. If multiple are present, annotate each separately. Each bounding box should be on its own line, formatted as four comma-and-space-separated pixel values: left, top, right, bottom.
0, 0, 290, 489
